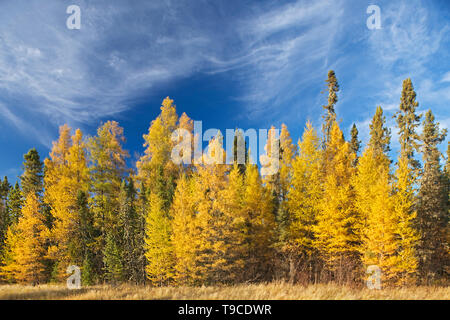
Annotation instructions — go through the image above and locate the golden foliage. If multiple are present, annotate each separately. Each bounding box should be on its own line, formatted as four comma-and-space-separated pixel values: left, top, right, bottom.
1, 194, 47, 283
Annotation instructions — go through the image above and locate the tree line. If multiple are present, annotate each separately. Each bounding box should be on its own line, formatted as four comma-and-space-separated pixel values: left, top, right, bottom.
0, 71, 448, 286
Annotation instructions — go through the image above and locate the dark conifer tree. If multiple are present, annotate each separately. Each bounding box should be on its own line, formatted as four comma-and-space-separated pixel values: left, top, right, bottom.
6, 183, 23, 226
369, 106, 392, 157
417, 110, 448, 284
76, 191, 97, 285
0, 177, 11, 259
322, 70, 339, 146
349, 124, 361, 166
21, 149, 44, 198
118, 178, 141, 282
394, 78, 422, 170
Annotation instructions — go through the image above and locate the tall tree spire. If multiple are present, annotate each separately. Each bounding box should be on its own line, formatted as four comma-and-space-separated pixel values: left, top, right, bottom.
349, 123, 361, 166
322, 70, 339, 146
394, 78, 422, 170
369, 106, 391, 157
21, 148, 44, 198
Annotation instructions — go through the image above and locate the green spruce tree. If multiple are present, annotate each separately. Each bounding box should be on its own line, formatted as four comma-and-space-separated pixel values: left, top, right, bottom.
118, 178, 141, 283
349, 123, 361, 166
417, 110, 448, 284
75, 191, 97, 285
6, 183, 23, 226
394, 78, 422, 171
21, 149, 44, 198
369, 106, 391, 157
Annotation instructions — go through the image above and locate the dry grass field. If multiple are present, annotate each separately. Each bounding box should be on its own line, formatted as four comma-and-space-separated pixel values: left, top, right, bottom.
0, 282, 448, 300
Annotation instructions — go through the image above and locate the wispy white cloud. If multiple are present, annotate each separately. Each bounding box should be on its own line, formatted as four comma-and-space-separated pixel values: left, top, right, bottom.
0, 0, 348, 141
219, 0, 345, 112
0, 0, 221, 142
441, 71, 450, 83
0, 0, 448, 155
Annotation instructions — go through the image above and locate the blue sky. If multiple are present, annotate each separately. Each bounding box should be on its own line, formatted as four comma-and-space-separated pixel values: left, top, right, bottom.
0, 0, 449, 181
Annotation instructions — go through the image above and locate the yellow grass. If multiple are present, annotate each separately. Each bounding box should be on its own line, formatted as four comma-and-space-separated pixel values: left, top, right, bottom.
0, 282, 448, 300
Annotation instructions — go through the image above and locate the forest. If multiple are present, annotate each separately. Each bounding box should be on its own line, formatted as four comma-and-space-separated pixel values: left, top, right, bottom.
0, 70, 448, 288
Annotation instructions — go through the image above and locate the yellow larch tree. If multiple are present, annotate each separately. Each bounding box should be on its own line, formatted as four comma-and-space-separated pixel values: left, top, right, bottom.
277, 124, 297, 239
172, 134, 230, 285
171, 173, 200, 285
216, 163, 247, 283
0, 225, 20, 282
1, 194, 47, 283
176, 111, 195, 173
137, 97, 179, 194
353, 106, 400, 285
314, 122, 359, 283
194, 133, 231, 284
45, 126, 90, 278
139, 99, 196, 285
354, 147, 398, 284
243, 163, 275, 281
43, 124, 72, 279
287, 121, 323, 283
144, 192, 175, 286
67, 129, 90, 190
